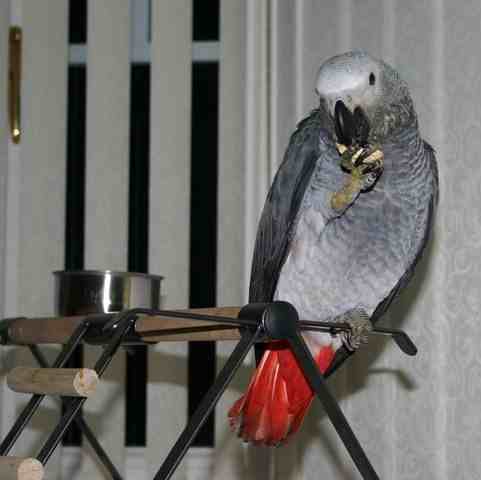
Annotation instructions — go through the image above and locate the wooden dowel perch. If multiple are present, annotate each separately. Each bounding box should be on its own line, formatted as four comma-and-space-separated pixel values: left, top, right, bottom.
4, 306, 245, 345
6, 316, 85, 344
135, 306, 243, 342
0, 456, 44, 480
7, 367, 99, 397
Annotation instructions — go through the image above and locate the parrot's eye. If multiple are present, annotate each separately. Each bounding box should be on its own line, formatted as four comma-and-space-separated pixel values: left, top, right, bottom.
369, 73, 376, 85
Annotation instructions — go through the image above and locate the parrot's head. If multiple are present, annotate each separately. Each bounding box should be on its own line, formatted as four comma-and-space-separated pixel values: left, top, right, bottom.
315, 50, 416, 144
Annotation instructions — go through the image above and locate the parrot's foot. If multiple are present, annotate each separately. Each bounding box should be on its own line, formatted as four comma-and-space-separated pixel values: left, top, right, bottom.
337, 308, 373, 352
337, 143, 384, 191
331, 144, 384, 211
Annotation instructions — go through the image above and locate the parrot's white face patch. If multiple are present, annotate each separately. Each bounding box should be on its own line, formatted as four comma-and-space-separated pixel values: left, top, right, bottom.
315, 50, 382, 116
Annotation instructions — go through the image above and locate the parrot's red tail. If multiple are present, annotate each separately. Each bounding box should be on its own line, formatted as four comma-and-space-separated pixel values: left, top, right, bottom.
228, 342, 335, 445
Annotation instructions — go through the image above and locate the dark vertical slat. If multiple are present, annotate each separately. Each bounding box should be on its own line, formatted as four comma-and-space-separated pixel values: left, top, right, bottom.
126, 64, 151, 447
193, 0, 220, 41
188, 62, 219, 447
63, 65, 86, 446
65, 66, 86, 272
64, 0, 88, 446
69, 0, 87, 44
128, 65, 150, 275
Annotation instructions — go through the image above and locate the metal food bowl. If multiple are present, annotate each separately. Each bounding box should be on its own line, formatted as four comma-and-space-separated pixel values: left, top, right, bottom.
53, 270, 163, 316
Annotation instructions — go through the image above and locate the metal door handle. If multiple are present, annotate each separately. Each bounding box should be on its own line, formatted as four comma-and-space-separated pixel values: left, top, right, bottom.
9, 26, 21, 144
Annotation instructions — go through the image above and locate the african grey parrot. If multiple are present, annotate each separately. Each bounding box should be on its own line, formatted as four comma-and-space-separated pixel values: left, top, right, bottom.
228, 50, 438, 445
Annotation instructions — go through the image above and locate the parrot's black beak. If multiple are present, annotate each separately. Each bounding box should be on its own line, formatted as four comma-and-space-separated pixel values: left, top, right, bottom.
334, 101, 370, 147
352, 107, 370, 146
334, 100, 354, 146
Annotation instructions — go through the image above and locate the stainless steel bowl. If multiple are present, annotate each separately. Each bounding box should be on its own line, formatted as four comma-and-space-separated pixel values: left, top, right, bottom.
53, 270, 163, 316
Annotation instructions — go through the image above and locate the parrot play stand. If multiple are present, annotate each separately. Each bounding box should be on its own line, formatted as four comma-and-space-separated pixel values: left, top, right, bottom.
0, 301, 416, 480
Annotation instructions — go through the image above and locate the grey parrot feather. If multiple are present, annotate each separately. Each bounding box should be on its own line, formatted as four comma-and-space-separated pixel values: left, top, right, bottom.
371, 140, 438, 322
249, 107, 331, 303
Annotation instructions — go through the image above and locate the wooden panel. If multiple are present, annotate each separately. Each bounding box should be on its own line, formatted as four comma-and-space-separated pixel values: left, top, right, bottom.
0, 0, 8, 317
0, 0, 15, 452
0, 2, 69, 478
147, 1, 192, 478
81, 1, 130, 478
0, 1, 11, 445
17, 1, 69, 320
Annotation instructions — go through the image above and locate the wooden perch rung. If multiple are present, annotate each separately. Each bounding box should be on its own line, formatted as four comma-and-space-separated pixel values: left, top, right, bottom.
6, 316, 85, 345
3, 306, 246, 344
0, 456, 44, 480
135, 306, 243, 342
7, 367, 99, 397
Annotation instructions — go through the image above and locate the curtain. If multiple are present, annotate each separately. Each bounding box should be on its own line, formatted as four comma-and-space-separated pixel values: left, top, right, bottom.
242, 1, 480, 478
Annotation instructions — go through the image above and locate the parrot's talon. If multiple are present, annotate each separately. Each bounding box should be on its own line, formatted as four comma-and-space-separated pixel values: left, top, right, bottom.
352, 149, 384, 191
352, 145, 383, 168
336, 143, 348, 155
338, 309, 373, 352
351, 147, 367, 166
362, 148, 384, 165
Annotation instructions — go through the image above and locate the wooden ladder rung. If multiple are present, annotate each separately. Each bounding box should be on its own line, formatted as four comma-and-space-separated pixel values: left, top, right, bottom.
0, 456, 44, 480
7, 367, 99, 397
136, 306, 243, 342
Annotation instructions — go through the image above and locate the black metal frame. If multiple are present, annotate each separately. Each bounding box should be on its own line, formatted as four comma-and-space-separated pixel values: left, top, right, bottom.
0, 302, 417, 480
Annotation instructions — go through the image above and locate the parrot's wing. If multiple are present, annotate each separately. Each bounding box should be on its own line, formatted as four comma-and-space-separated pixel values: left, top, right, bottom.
372, 140, 438, 321
249, 110, 327, 303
